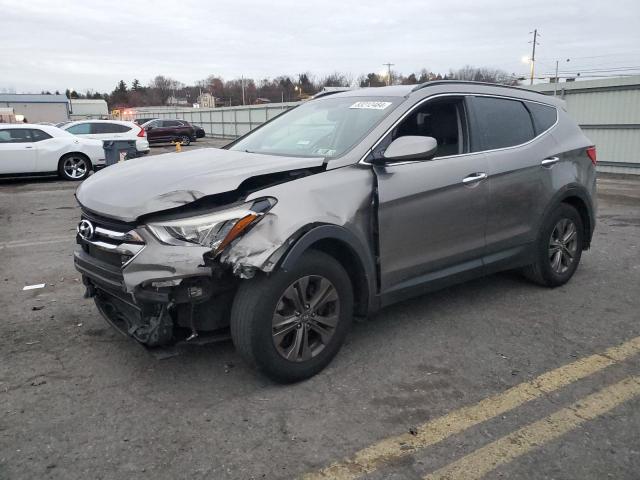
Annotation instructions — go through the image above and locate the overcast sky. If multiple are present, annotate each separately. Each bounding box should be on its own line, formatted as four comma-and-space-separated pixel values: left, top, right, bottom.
1, 0, 639, 93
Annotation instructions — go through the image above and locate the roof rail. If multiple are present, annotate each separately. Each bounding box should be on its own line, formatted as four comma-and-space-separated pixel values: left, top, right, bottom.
411, 80, 531, 93
312, 87, 354, 99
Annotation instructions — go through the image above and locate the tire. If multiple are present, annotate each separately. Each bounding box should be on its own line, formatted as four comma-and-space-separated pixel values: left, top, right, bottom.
230, 250, 353, 383
58, 153, 91, 181
179, 135, 191, 146
522, 203, 584, 287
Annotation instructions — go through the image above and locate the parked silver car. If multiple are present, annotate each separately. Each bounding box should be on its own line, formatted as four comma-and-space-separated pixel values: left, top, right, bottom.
74, 81, 597, 382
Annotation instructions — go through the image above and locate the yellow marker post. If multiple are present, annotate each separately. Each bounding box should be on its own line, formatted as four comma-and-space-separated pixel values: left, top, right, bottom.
171, 140, 182, 152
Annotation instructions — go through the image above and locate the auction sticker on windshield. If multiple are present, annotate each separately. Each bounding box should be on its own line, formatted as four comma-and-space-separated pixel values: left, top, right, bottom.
350, 101, 392, 110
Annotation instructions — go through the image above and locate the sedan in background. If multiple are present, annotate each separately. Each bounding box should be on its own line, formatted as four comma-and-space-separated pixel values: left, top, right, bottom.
142, 119, 196, 145
0, 124, 105, 180
62, 120, 149, 154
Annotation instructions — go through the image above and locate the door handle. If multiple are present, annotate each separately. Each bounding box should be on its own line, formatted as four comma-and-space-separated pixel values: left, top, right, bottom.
25, 146, 33, 149
462, 172, 488, 185
541, 157, 559, 167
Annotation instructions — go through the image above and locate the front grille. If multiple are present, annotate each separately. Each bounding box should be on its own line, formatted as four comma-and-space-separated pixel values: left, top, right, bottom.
77, 209, 145, 269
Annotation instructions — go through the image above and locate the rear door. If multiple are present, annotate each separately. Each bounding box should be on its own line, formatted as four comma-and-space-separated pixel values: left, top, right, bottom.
374, 96, 489, 295
469, 95, 559, 264
146, 120, 169, 142
0, 128, 37, 174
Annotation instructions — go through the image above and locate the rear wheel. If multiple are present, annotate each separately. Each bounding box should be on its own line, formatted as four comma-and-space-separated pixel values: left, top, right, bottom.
230, 250, 353, 383
522, 203, 584, 287
58, 153, 91, 181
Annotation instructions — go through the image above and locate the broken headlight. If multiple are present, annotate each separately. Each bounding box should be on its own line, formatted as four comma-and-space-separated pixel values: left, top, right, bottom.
147, 198, 275, 254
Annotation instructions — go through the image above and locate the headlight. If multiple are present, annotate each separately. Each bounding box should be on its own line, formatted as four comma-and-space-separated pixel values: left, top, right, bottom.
147, 198, 275, 253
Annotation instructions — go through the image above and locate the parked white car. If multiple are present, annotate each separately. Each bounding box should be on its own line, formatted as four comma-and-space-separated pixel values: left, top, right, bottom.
61, 120, 150, 154
0, 124, 105, 180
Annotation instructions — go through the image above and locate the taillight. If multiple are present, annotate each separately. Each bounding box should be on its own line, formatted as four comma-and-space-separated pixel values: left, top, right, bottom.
586, 146, 597, 165
137, 126, 146, 138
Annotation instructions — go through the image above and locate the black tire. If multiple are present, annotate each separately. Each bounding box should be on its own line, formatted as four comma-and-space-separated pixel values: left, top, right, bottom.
179, 135, 191, 146
58, 153, 91, 181
230, 250, 353, 383
522, 203, 584, 287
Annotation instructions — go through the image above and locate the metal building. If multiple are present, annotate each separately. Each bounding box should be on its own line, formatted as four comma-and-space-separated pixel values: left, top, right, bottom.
530, 76, 640, 175
0, 93, 70, 123
69, 99, 109, 120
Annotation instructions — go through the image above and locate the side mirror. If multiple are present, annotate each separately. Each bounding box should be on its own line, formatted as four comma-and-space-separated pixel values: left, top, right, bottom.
381, 136, 438, 163
145, 126, 153, 131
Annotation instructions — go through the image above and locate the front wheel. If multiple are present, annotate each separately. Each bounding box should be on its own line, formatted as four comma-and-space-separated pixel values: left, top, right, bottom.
522, 203, 584, 287
179, 135, 191, 146
58, 153, 91, 181
230, 250, 353, 383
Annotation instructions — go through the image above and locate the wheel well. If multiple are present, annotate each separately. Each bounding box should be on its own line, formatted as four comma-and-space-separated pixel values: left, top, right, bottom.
562, 195, 592, 249
308, 238, 370, 317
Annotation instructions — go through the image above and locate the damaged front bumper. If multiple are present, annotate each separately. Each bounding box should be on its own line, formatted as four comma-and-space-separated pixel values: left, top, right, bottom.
74, 213, 237, 347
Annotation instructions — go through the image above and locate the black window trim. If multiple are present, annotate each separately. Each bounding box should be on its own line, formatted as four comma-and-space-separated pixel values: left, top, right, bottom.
359, 92, 559, 165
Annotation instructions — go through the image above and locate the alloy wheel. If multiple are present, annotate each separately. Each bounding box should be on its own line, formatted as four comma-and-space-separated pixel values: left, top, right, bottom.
271, 275, 340, 362
548, 218, 578, 274
63, 156, 88, 179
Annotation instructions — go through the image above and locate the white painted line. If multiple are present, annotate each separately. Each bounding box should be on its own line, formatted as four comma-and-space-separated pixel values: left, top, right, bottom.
23, 283, 46, 290
0, 237, 71, 249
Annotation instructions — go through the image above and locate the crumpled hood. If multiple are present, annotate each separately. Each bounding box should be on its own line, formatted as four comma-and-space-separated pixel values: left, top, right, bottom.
76, 148, 325, 222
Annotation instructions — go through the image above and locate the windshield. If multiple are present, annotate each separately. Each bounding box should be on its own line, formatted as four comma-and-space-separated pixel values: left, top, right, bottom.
230, 96, 401, 158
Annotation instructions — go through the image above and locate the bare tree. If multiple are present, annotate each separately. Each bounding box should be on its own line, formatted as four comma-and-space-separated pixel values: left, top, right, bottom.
448, 65, 518, 85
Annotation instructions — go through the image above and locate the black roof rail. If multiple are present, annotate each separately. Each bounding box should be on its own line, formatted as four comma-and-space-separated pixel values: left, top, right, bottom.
411, 80, 532, 93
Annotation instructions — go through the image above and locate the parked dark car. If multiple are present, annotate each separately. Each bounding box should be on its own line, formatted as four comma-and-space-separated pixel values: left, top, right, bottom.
142, 119, 196, 145
192, 124, 206, 138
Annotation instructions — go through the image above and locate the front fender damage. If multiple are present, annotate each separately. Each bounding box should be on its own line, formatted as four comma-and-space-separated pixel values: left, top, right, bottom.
217, 165, 375, 279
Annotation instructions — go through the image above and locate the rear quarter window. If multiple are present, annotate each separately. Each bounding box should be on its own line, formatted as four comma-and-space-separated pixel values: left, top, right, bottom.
525, 102, 558, 135
473, 96, 535, 150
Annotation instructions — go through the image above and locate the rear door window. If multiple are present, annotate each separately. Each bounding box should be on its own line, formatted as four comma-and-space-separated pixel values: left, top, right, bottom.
67, 123, 91, 135
92, 123, 131, 134
162, 120, 182, 127
473, 97, 535, 150
525, 102, 557, 135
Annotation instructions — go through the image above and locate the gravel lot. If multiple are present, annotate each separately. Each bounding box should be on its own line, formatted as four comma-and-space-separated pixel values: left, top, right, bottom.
1, 150, 639, 480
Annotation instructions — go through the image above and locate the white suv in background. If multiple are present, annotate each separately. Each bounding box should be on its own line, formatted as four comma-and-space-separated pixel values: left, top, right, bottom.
0, 124, 105, 180
62, 120, 150, 154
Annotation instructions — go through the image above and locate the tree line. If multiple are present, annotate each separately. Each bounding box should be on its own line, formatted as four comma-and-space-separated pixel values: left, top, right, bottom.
43, 65, 519, 108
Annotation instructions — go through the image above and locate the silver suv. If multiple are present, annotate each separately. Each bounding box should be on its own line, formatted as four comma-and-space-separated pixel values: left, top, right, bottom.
74, 81, 596, 382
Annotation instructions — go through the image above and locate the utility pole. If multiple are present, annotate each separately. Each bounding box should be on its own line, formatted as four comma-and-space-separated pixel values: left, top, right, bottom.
241, 75, 246, 106
383, 62, 394, 86
528, 29, 540, 85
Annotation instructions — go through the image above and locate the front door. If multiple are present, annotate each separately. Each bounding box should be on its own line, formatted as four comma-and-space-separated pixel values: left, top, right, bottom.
373, 96, 489, 294
0, 128, 37, 174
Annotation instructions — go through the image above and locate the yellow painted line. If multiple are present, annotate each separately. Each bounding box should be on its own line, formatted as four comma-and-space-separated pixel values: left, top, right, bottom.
302, 336, 640, 480
424, 376, 640, 480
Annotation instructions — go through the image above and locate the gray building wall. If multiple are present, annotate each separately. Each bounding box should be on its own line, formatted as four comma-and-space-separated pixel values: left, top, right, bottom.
530, 76, 640, 175
0, 94, 70, 123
